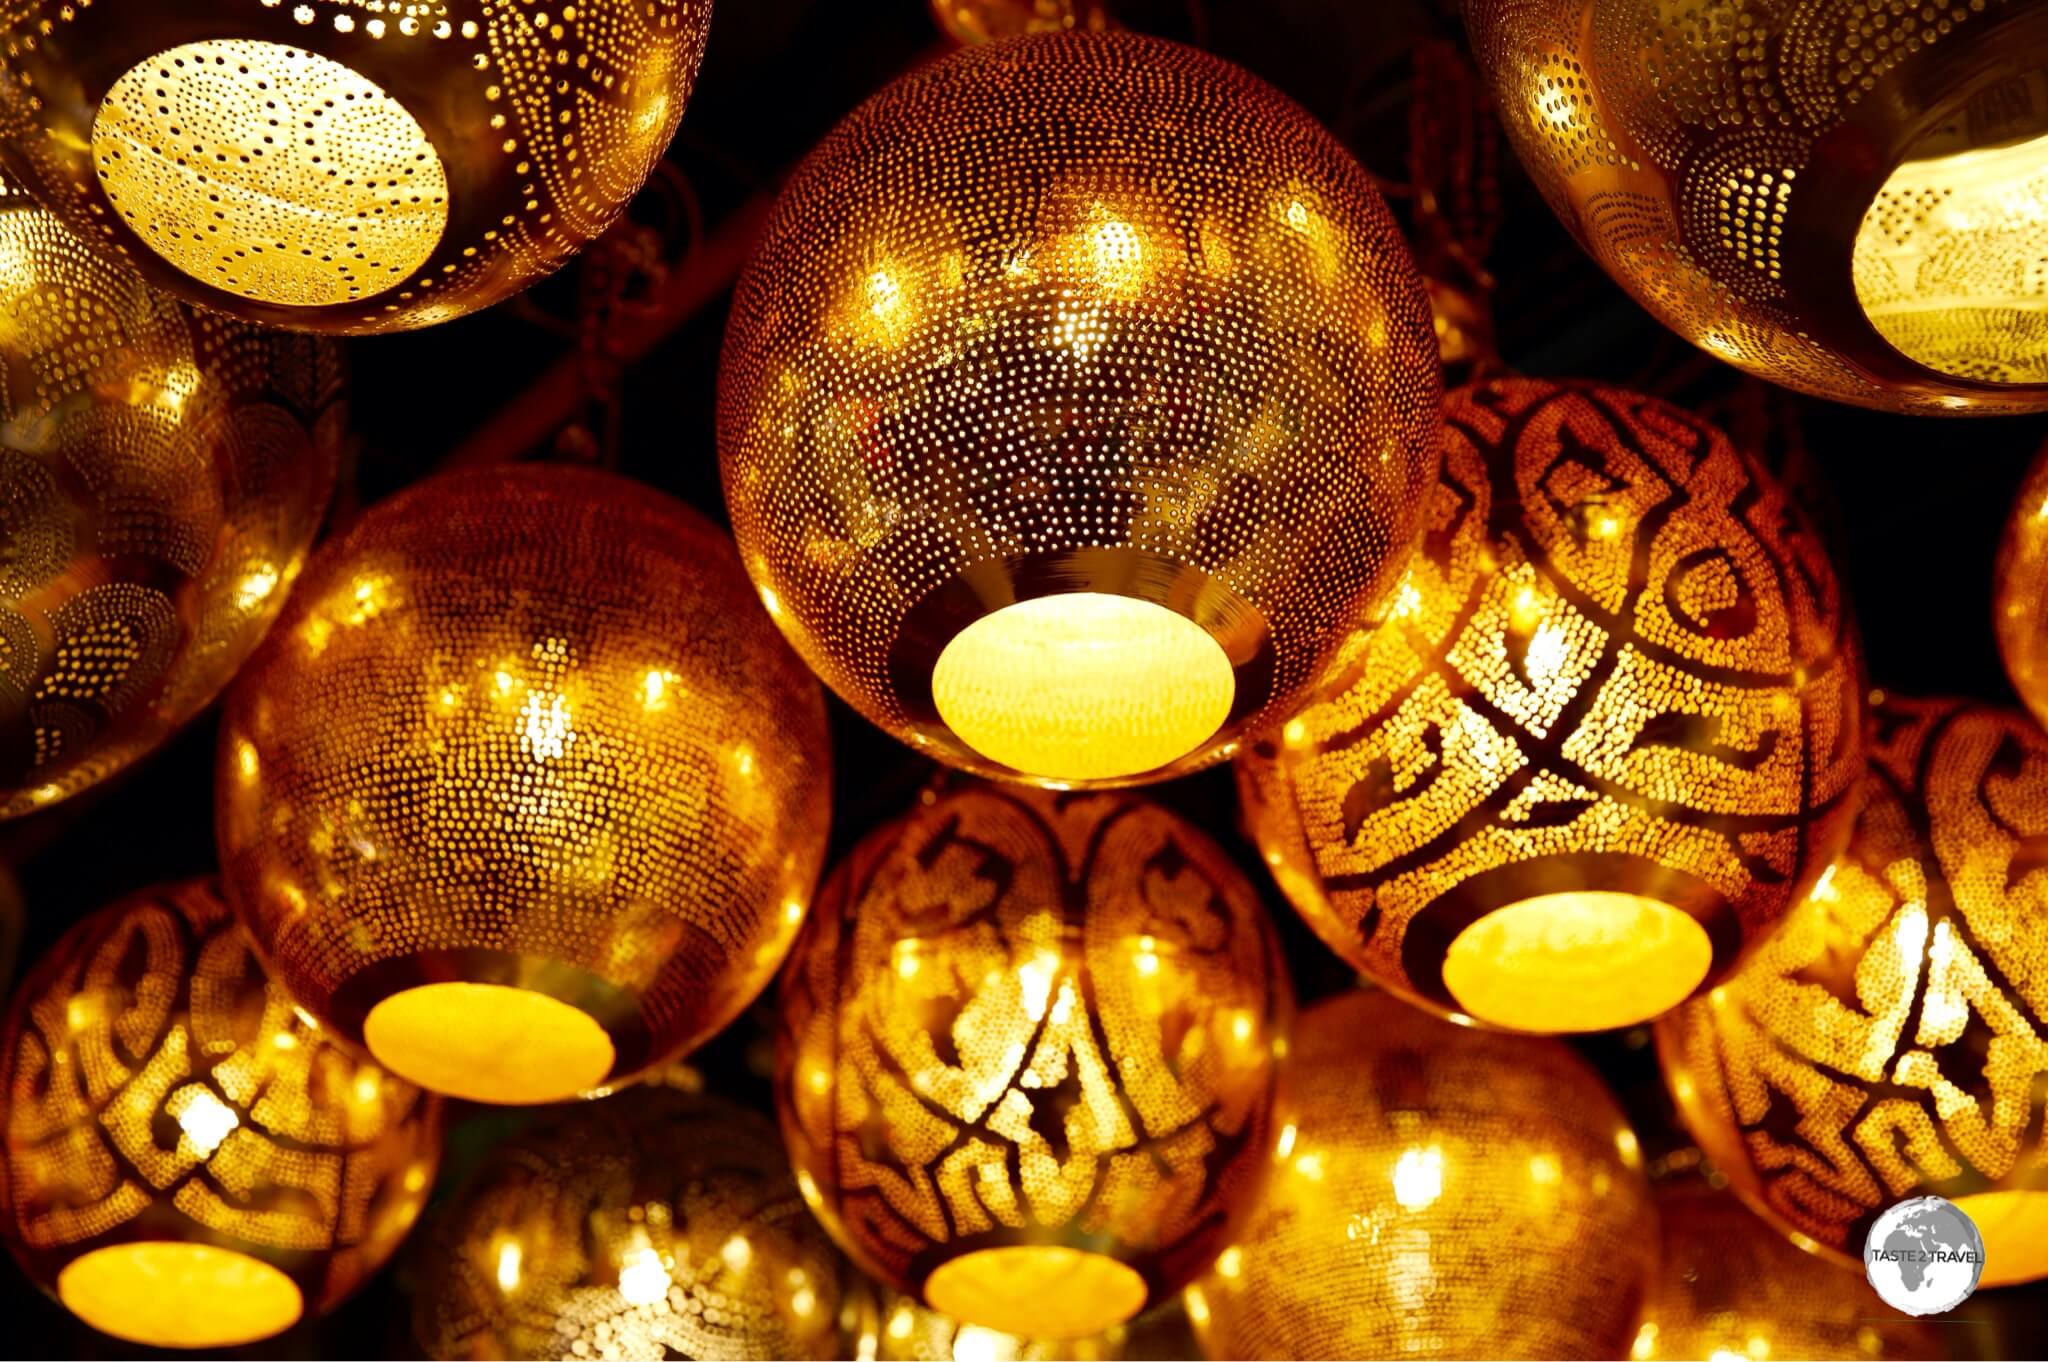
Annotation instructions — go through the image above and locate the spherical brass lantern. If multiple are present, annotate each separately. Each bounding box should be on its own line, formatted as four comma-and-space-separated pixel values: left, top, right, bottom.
718, 32, 1441, 788
1183, 989, 1656, 1361
1659, 695, 2048, 1289
1467, 0, 2048, 414
776, 783, 1291, 1340
412, 1088, 844, 1361
1994, 440, 2048, 728
0, 181, 341, 819
1632, 1184, 1942, 1362
0, 879, 441, 1351
0, 0, 712, 334
929, 0, 1115, 45
1238, 377, 1865, 1035
217, 465, 832, 1107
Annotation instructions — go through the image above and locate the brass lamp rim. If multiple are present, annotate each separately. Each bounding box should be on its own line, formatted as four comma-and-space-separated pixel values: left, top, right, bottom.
887, 547, 1277, 784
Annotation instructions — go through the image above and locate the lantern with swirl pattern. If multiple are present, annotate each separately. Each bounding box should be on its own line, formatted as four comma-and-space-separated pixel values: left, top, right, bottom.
0, 0, 712, 333
0, 880, 441, 1351
776, 783, 1290, 1340
1240, 377, 1864, 1034
1659, 695, 2048, 1288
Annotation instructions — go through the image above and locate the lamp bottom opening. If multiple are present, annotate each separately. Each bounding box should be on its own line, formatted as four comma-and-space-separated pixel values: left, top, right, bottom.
363, 981, 615, 1104
58, 1242, 303, 1349
1440, 891, 1714, 1033
1953, 1190, 2048, 1286
923, 1245, 1147, 1339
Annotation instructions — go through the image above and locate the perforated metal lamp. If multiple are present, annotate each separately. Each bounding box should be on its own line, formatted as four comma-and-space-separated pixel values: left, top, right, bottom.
718, 31, 1441, 788
0, 0, 711, 333
1468, 0, 2048, 414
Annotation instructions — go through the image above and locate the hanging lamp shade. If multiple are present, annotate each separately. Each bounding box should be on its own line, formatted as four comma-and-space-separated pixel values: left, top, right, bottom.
1994, 440, 2048, 729
217, 465, 832, 1107
1184, 988, 1655, 1360
0, 180, 341, 819
1632, 1183, 1943, 1362
1659, 695, 2048, 1289
717, 32, 1441, 788
776, 783, 1290, 1340
0, 0, 712, 334
412, 1088, 843, 1361
0, 879, 441, 1351
1466, 0, 2048, 414
1238, 377, 1865, 1035
929, 0, 1115, 44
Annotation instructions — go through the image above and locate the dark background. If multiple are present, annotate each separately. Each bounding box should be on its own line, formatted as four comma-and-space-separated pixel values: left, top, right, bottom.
2, 0, 2043, 1356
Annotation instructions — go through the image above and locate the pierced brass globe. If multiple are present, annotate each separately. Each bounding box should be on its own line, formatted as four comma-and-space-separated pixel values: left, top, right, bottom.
1995, 440, 2048, 728
1184, 988, 1656, 1361
0, 879, 441, 1351
413, 1088, 843, 1361
0, 180, 341, 819
1659, 695, 2048, 1289
1467, 0, 2048, 413
1632, 1184, 1942, 1362
0, 0, 712, 334
846, 1285, 1124, 1362
777, 783, 1291, 1340
218, 465, 832, 1106
1239, 377, 1864, 1034
718, 32, 1441, 787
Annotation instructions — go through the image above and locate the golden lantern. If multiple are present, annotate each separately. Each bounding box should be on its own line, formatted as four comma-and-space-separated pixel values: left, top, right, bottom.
1659, 694, 2048, 1289
1239, 376, 1865, 1034
217, 464, 832, 1107
846, 1285, 1123, 1362
1631, 1183, 1943, 1362
0, 879, 441, 1351
0, 180, 341, 819
412, 1087, 843, 1361
0, 1, 711, 335
776, 783, 1290, 1340
1467, 0, 2048, 414
929, 0, 1115, 45
1995, 441, 2048, 728
717, 32, 1441, 788
1184, 988, 1656, 1361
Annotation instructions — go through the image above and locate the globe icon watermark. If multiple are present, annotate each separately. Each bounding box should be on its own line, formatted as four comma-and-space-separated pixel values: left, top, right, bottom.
1864, 1196, 1985, 1316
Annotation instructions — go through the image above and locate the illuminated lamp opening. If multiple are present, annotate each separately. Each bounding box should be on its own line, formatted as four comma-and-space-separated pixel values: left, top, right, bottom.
363, 982, 614, 1104
923, 1245, 1148, 1339
58, 1242, 304, 1349
1953, 1190, 2048, 1287
1440, 891, 1713, 1033
929, 592, 1234, 782
93, 40, 449, 308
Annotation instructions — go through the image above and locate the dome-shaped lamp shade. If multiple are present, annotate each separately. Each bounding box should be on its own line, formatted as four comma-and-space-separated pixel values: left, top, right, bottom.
0, 1, 711, 334
0, 181, 341, 819
217, 465, 833, 1107
1184, 989, 1656, 1360
776, 783, 1291, 1340
717, 32, 1441, 788
1995, 441, 2048, 729
1659, 695, 2048, 1289
1239, 378, 1864, 1035
0, 879, 441, 1351
1466, 0, 2048, 413
412, 1088, 843, 1360
1632, 1184, 1943, 1362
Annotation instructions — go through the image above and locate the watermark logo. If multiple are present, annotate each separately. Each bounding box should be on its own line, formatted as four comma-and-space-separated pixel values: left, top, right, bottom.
1864, 1196, 1984, 1316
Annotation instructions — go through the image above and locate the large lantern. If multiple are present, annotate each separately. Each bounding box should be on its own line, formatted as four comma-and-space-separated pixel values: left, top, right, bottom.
412, 1088, 844, 1361
1659, 695, 2048, 1288
0, 1, 712, 334
1239, 377, 1864, 1034
0, 880, 440, 1351
776, 783, 1290, 1339
0, 180, 340, 819
1184, 989, 1656, 1360
718, 32, 1441, 788
218, 465, 832, 1106
1467, 0, 2048, 413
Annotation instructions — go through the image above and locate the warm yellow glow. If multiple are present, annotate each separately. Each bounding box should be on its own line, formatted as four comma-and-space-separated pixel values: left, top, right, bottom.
363, 982, 614, 1104
1441, 892, 1714, 1032
720, 1233, 754, 1274
57, 1243, 304, 1349
923, 1246, 1148, 1340
495, 1238, 523, 1293
931, 593, 1234, 781
1391, 1145, 1444, 1210
175, 1088, 240, 1158
617, 1244, 672, 1307
94, 41, 449, 307
1953, 1190, 2048, 1287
